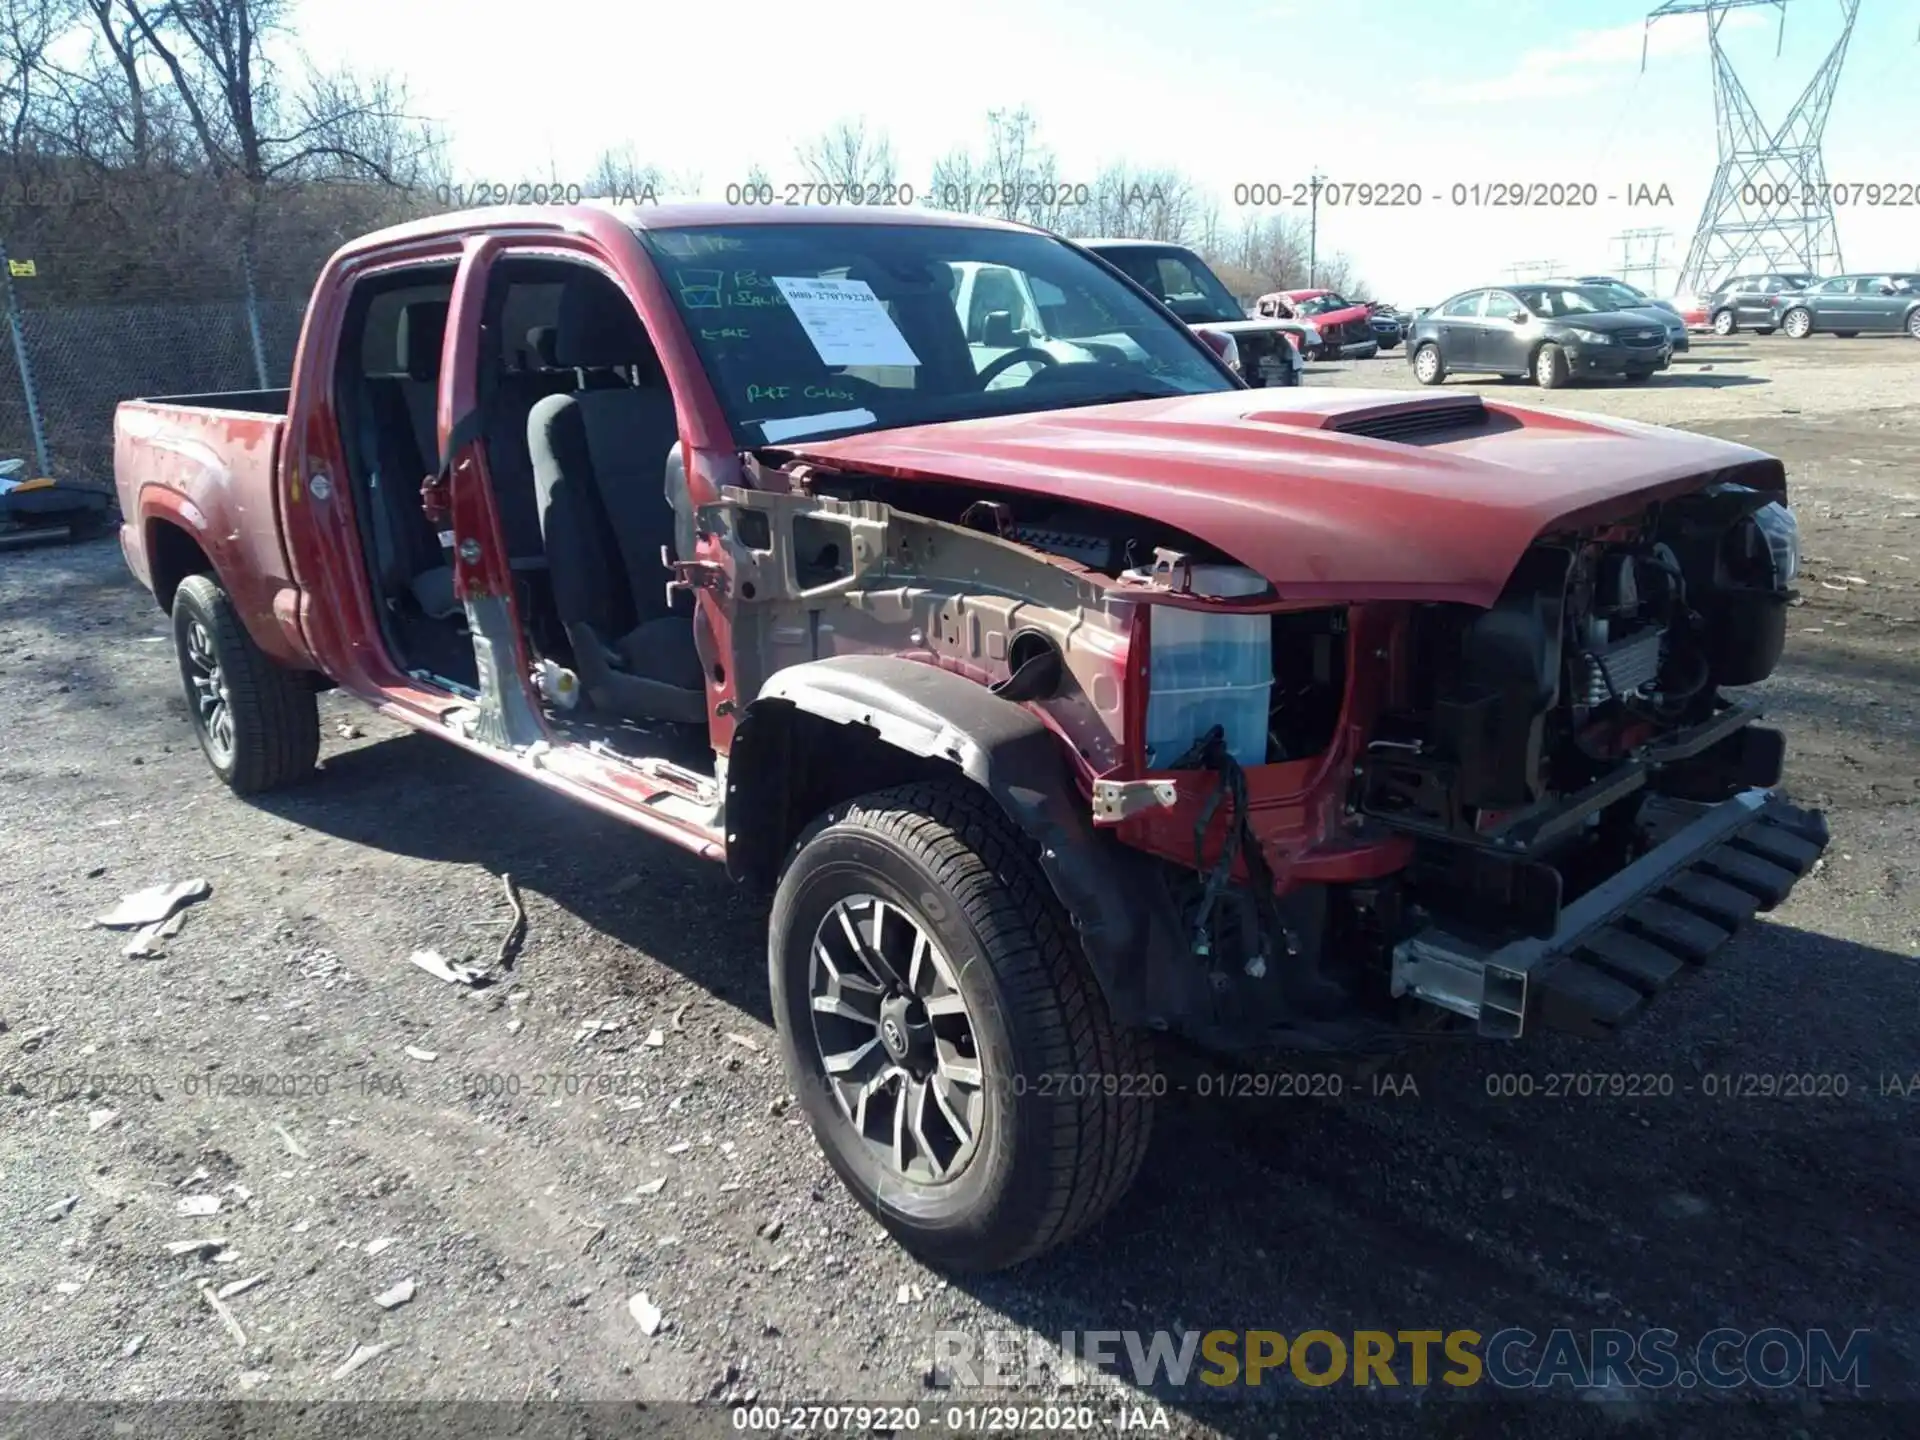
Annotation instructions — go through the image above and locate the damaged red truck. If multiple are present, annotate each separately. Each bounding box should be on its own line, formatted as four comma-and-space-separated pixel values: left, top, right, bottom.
115, 204, 1829, 1271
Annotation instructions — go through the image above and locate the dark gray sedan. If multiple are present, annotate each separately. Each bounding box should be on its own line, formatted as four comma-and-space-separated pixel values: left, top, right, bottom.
1406, 285, 1671, 388
1705, 271, 1820, 335
1771, 273, 1920, 339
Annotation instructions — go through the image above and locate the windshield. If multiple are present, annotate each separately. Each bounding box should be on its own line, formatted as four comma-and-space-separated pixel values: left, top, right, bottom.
1089, 245, 1244, 324
1515, 287, 1610, 318
1292, 293, 1352, 316
637, 223, 1233, 446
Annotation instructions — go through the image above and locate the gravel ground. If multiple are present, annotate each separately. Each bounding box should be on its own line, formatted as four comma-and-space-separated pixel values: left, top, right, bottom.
1, 332, 1916, 1438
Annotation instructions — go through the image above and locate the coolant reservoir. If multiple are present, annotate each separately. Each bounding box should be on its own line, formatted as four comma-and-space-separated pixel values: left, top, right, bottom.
1127, 563, 1273, 769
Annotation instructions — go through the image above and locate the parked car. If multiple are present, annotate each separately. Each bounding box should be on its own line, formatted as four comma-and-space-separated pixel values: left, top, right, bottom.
1075, 239, 1308, 386
114, 203, 1826, 1272
1253, 288, 1380, 359
1407, 283, 1673, 387
1364, 302, 1404, 350
1770, 273, 1920, 339
1556, 276, 1689, 353
1703, 272, 1820, 335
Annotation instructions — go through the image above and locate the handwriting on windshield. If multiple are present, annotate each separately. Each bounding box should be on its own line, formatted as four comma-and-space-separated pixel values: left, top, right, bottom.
744, 383, 860, 405
653, 233, 747, 256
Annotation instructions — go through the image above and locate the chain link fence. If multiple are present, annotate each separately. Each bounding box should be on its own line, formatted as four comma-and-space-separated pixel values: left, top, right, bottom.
0, 244, 308, 486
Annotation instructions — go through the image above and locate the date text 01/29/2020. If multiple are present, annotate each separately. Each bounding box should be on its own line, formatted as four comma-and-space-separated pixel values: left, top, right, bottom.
1229, 180, 1677, 208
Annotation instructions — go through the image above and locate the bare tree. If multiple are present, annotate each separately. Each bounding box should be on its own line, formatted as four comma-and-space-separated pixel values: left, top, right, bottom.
122, 0, 439, 187
1073, 163, 1202, 243
795, 117, 896, 195
587, 143, 663, 202
928, 108, 1075, 230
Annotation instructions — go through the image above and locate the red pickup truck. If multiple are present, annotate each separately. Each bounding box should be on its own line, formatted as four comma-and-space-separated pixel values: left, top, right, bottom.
116, 203, 1827, 1272
1254, 287, 1380, 360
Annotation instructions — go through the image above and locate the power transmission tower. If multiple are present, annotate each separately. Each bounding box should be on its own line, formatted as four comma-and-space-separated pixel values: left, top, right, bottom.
1644, 0, 1861, 297
1613, 227, 1675, 291
1503, 259, 1562, 284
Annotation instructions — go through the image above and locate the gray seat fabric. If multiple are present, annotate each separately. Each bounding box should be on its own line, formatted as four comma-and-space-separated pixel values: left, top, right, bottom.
528, 272, 704, 724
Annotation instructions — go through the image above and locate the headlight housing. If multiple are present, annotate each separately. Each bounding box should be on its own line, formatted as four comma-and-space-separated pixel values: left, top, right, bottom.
1752, 500, 1799, 586
1567, 327, 1612, 345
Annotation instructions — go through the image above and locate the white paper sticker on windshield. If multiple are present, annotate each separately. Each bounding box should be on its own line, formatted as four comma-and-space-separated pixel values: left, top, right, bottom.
772, 276, 921, 367
757, 409, 877, 443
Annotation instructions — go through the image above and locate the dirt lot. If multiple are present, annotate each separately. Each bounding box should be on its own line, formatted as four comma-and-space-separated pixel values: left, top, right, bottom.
1, 332, 1916, 1438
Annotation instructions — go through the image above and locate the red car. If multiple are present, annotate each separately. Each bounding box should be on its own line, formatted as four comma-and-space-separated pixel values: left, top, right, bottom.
1255, 287, 1381, 359
114, 204, 1826, 1271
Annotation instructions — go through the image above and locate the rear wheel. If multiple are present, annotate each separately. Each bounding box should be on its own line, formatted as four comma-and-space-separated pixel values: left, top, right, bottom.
171, 574, 319, 794
1534, 342, 1570, 389
1711, 310, 1737, 336
1412, 343, 1446, 385
1782, 308, 1813, 339
770, 780, 1154, 1271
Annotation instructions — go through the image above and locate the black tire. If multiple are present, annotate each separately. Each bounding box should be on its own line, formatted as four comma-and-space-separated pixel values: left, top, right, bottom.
1782, 308, 1813, 339
1534, 342, 1570, 389
770, 779, 1153, 1271
171, 573, 320, 794
1624, 370, 1653, 383
1755, 326, 1776, 335
1833, 330, 1859, 339
1411, 342, 1446, 385
1711, 309, 1737, 336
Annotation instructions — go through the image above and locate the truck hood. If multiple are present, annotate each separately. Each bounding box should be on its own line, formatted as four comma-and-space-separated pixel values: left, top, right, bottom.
781, 389, 1785, 607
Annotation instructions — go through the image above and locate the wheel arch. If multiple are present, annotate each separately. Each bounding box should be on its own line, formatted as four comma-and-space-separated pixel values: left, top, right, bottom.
725, 655, 1171, 1024
145, 515, 214, 613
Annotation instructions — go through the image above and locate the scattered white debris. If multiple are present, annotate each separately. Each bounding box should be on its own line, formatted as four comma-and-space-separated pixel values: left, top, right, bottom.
617, 1178, 668, 1203
336, 719, 364, 739
176, 1194, 222, 1217
331, 1341, 394, 1380
165, 1238, 225, 1257
237, 1369, 272, 1390
179, 1166, 210, 1187
43, 1196, 78, 1221
407, 949, 487, 986
403, 1045, 438, 1063
95, 878, 210, 930
17, 1023, 54, 1051
291, 1219, 312, 1234
628, 1292, 663, 1336
506, 1019, 523, 1035
225, 1183, 253, 1204
124, 908, 189, 957
55, 1280, 83, 1295
216, 1272, 269, 1300
87, 1108, 119, 1132
197, 1280, 249, 1348
897, 1283, 912, 1305
273, 1123, 308, 1159
120, 1335, 145, 1359
363, 1236, 396, 1256
723, 1032, 762, 1054
374, 1278, 416, 1310
670, 1003, 689, 1032
643, 1028, 665, 1049
665, 1141, 691, 1156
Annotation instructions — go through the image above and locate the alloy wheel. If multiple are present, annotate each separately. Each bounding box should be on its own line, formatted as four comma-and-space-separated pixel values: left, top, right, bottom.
807, 894, 985, 1185
1785, 309, 1812, 338
1414, 346, 1439, 382
184, 619, 234, 764
1713, 310, 1735, 336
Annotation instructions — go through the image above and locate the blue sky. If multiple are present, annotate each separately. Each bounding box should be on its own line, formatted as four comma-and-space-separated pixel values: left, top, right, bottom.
295, 0, 1920, 302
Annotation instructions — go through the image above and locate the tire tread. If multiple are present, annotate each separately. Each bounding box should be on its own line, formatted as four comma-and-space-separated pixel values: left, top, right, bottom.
175, 574, 319, 794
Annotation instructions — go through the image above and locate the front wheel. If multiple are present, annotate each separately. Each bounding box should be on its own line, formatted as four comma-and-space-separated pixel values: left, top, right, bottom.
1908, 310, 1920, 340
1711, 310, 1737, 336
1782, 308, 1814, 339
1412, 343, 1446, 385
1534, 342, 1570, 389
171, 574, 320, 794
769, 780, 1154, 1271
1623, 370, 1653, 383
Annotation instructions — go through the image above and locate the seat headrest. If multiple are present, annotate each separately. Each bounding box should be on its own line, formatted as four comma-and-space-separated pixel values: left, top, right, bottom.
397, 300, 449, 381
555, 273, 654, 369
527, 325, 560, 368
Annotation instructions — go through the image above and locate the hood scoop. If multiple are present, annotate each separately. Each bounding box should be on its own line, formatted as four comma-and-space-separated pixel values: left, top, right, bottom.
1324, 395, 1493, 445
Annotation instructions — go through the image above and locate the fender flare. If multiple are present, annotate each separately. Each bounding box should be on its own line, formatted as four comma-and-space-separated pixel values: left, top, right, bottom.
725, 655, 1172, 1025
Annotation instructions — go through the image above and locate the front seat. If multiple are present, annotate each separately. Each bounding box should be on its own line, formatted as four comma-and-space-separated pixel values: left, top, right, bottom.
527, 272, 707, 726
